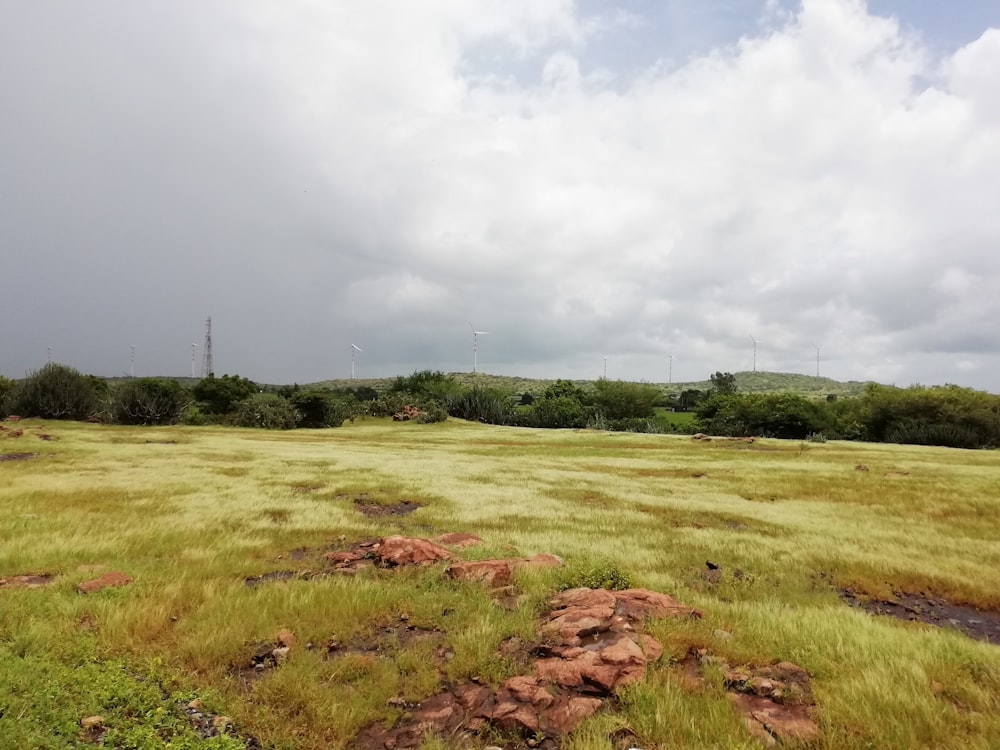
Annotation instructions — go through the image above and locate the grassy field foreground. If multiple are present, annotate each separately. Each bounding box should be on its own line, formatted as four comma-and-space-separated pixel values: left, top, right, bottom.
2, 419, 1000, 749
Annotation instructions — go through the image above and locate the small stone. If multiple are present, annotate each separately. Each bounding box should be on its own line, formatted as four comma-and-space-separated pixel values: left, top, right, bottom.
211, 715, 231, 730
187, 699, 202, 710
77, 571, 133, 594
272, 646, 290, 663
714, 629, 733, 640
275, 628, 296, 648
80, 716, 104, 729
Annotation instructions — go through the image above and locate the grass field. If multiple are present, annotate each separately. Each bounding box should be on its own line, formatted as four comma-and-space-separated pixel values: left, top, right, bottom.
2, 418, 1000, 749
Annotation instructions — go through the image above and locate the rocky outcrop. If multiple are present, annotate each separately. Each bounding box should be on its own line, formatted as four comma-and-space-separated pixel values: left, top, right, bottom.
77, 571, 133, 594
444, 553, 564, 588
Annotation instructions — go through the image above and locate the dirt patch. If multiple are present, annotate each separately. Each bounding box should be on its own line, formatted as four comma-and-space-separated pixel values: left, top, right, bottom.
0, 573, 56, 589
0, 452, 37, 462
355, 499, 421, 517
243, 570, 307, 587
290, 484, 323, 493
328, 617, 448, 659
144, 440, 178, 444
841, 589, 1000, 644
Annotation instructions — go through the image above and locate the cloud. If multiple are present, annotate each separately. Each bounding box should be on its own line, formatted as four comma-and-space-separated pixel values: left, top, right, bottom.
1, 1, 999, 389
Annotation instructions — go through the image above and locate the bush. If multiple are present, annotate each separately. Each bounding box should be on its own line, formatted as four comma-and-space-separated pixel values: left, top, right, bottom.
529, 395, 587, 429
0, 376, 14, 417
112, 378, 189, 425
192, 374, 257, 415
235, 394, 297, 429
558, 559, 634, 591
592, 378, 659, 420
10, 363, 98, 420
415, 406, 449, 424
447, 385, 515, 425
290, 389, 358, 428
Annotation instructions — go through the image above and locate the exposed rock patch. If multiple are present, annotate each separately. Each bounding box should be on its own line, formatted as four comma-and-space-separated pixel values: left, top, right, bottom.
433, 532, 483, 549
0, 573, 56, 589
77, 571, 133, 594
356, 586, 700, 749
445, 554, 563, 588
0, 451, 35, 461
392, 405, 426, 421
679, 648, 819, 746
841, 588, 1000, 644
356, 499, 421, 517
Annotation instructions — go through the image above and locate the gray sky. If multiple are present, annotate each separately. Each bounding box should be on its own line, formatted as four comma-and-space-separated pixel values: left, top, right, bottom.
2, 1, 999, 389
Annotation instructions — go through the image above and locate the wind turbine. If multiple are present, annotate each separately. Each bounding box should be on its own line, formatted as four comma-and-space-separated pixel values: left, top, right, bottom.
814, 344, 821, 377
350, 344, 363, 380
750, 333, 761, 373
603, 355, 608, 379
667, 352, 676, 384
469, 322, 488, 373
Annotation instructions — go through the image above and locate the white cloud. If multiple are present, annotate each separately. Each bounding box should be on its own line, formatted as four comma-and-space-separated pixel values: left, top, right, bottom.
1, 0, 999, 388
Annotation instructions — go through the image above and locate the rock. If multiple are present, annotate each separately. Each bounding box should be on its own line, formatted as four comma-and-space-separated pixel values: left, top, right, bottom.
434, 533, 483, 549
445, 560, 514, 588
614, 588, 704, 621
729, 693, 819, 743
545, 695, 603, 734
275, 628, 296, 648
520, 553, 564, 568
324, 550, 364, 564
376, 536, 454, 566
77, 571, 133, 594
714, 629, 733, 641
271, 646, 290, 663
80, 716, 104, 729
0, 574, 55, 589
393, 405, 426, 421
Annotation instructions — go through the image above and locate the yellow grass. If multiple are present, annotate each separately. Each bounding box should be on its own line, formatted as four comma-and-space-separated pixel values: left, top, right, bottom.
1, 418, 1000, 748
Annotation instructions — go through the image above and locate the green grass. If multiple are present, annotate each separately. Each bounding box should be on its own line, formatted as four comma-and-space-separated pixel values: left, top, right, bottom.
2, 419, 1000, 748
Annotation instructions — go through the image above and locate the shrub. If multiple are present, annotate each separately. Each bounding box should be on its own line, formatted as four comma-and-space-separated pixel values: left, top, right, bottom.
192, 374, 257, 415
366, 392, 410, 418
530, 395, 587, 429
235, 393, 297, 429
558, 559, 634, 591
290, 390, 358, 428
10, 363, 98, 420
415, 406, 449, 424
112, 378, 189, 425
447, 385, 515, 425
592, 378, 659, 420
0, 376, 14, 417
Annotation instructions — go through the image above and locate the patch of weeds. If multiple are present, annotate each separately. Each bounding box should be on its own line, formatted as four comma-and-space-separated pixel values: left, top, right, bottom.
260, 508, 292, 524
557, 558, 634, 591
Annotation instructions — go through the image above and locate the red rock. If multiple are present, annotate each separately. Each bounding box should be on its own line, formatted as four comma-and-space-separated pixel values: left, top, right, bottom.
502, 676, 555, 708
6, 415, 21, 422
376, 536, 454, 566
614, 588, 704, 620
730, 693, 819, 743
275, 628, 296, 648
519, 553, 563, 568
8, 429, 23, 438
77, 571, 133, 594
445, 560, 514, 587
546, 696, 603, 734
434, 533, 483, 549
550, 588, 617, 610
0, 574, 55, 589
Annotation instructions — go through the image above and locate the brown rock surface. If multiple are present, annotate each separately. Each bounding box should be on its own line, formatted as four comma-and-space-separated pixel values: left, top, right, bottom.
0, 573, 55, 589
77, 571, 133, 594
375, 536, 455, 566
434, 532, 483, 549
445, 559, 514, 587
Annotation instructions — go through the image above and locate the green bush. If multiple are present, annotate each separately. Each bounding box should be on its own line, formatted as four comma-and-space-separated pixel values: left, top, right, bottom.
558, 559, 634, 591
415, 405, 449, 424
290, 389, 358, 428
9, 363, 98, 420
592, 378, 659, 420
192, 374, 257, 415
111, 378, 190, 425
529, 395, 587, 428
446, 385, 515, 425
0, 376, 14, 417
234, 393, 297, 429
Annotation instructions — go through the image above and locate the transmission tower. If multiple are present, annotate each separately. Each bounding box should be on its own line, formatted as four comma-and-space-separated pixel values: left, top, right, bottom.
201, 316, 214, 377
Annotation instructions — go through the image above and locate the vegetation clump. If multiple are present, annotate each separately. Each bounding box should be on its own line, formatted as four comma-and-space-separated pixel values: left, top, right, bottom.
111, 377, 190, 425
8, 363, 98, 420
234, 393, 297, 429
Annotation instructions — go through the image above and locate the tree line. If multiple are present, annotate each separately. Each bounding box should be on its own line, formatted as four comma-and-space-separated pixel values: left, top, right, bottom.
2, 364, 998, 450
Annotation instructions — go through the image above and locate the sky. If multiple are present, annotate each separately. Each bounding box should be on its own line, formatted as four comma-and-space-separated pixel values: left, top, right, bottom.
2, 0, 999, 390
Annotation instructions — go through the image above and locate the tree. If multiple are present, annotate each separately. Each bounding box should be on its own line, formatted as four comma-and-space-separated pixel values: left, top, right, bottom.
10, 363, 98, 420
235, 393, 297, 429
192, 374, 257, 415
112, 378, 189, 425
290, 389, 357, 428
710, 371, 737, 395
592, 379, 659, 420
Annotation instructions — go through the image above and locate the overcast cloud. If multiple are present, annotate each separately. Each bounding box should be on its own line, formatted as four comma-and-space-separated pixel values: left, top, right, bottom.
2, 0, 999, 390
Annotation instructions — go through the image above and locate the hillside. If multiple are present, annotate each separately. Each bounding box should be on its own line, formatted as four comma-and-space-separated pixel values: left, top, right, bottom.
308, 370, 875, 399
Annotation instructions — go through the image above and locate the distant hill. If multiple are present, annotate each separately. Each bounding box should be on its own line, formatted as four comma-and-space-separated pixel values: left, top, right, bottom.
307, 370, 875, 399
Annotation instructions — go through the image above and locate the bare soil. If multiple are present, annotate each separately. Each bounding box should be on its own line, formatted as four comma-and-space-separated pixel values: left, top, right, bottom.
355, 499, 421, 517
0, 452, 37, 462
841, 588, 1000, 644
